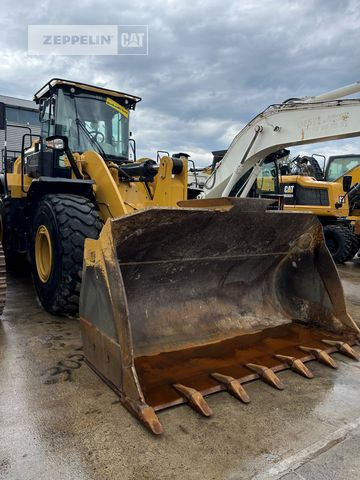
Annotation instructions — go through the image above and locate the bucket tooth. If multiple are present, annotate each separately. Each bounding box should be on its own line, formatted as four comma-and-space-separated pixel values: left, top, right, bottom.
210, 372, 250, 403
136, 404, 164, 435
173, 384, 213, 417
299, 346, 338, 369
123, 399, 164, 435
274, 354, 314, 379
322, 340, 360, 361
246, 363, 284, 390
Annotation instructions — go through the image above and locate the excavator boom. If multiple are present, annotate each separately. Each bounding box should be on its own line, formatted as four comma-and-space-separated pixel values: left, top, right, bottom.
203, 98, 360, 199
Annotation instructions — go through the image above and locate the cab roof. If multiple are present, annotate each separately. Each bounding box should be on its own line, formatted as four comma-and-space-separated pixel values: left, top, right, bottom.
33, 78, 142, 107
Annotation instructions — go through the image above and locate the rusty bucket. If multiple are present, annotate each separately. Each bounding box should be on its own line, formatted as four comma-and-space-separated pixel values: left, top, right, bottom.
79, 198, 359, 434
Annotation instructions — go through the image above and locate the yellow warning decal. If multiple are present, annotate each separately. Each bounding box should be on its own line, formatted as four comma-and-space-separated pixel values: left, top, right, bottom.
106, 97, 129, 118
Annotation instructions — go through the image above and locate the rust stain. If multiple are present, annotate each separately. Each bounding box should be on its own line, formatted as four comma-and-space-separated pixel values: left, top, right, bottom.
134, 323, 355, 409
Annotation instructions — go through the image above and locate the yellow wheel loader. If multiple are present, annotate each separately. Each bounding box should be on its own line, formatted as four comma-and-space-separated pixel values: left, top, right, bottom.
284, 153, 360, 262
1, 79, 360, 434
253, 152, 360, 263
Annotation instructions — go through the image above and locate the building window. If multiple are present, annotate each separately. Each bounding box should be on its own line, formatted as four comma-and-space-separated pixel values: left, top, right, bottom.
5, 106, 39, 126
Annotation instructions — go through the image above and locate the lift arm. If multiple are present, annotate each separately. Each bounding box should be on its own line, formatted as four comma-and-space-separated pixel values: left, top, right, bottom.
203, 89, 360, 199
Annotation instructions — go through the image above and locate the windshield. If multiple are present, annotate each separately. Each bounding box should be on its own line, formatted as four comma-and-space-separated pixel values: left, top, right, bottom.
326, 156, 360, 181
55, 89, 129, 161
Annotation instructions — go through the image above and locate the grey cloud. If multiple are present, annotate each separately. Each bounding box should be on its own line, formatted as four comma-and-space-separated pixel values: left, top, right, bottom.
0, 0, 360, 164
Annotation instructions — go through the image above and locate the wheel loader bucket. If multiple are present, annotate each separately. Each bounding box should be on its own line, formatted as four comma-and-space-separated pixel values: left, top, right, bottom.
79, 198, 360, 434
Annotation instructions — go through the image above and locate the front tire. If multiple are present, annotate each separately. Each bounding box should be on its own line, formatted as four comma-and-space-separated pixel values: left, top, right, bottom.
31, 194, 102, 315
323, 224, 356, 264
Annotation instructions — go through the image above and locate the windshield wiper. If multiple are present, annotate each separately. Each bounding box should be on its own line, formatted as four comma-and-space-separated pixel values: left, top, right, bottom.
75, 118, 109, 161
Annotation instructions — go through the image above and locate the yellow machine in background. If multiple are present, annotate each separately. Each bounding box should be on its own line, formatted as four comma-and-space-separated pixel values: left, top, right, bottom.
0, 79, 359, 434
276, 153, 360, 263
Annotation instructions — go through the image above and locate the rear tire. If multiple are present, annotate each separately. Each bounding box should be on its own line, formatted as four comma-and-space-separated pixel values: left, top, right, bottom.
31, 194, 102, 315
0, 242, 7, 316
323, 224, 356, 264
0, 197, 25, 271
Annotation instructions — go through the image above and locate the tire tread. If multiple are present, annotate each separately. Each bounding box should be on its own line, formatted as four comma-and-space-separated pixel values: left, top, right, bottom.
34, 194, 102, 315
323, 224, 356, 263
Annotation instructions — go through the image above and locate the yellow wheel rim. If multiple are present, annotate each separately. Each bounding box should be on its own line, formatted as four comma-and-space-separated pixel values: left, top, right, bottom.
35, 225, 53, 283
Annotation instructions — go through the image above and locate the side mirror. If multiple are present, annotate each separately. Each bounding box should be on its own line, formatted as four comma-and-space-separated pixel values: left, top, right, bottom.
129, 138, 136, 161
0, 103, 6, 130
343, 175, 352, 193
46, 135, 68, 151
46, 135, 82, 180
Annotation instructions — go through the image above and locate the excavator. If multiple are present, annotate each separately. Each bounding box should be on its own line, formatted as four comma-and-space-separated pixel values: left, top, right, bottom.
1, 79, 360, 435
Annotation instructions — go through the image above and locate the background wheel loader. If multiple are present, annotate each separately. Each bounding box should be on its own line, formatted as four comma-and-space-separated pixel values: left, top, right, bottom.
275, 152, 360, 263
0, 78, 359, 434
244, 151, 360, 263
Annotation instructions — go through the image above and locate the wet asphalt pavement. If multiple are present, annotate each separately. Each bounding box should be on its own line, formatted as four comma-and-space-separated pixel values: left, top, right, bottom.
1, 263, 360, 480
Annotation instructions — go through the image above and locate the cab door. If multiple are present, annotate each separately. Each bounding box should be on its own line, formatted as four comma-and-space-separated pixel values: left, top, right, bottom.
255, 159, 280, 196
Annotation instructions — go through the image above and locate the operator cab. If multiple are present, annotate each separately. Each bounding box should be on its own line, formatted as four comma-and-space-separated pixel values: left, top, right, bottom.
325, 154, 360, 181
25, 78, 141, 179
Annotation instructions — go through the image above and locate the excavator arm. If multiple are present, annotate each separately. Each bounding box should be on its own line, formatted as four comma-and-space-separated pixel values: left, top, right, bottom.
203, 83, 360, 199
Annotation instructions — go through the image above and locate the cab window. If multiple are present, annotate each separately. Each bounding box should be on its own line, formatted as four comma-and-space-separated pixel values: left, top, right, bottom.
256, 161, 277, 194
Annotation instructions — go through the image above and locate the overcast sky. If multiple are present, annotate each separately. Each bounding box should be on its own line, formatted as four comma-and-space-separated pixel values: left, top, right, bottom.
0, 0, 360, 165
